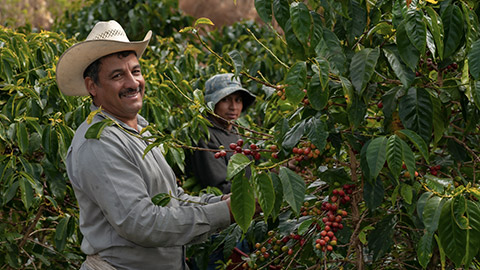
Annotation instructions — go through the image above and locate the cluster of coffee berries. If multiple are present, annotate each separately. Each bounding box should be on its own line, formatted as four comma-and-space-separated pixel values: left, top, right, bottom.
213, 150, 227, 159
314, 184, 354, 252
276, 88, 286, 100
292, 142, 321, 162
269, 145, 279, 159
243, 231, 303, 269
301, 89, 310, 106
214, 139, 263, 160
429, 164, 441, 176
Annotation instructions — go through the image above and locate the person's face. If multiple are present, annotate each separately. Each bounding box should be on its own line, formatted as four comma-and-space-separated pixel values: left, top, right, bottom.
85, 53, 145, 123
214, 92, 243, 121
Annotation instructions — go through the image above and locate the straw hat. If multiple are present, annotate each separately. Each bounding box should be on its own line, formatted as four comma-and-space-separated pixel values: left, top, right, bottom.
204, 73, 256, 112
56, 20, 152, 96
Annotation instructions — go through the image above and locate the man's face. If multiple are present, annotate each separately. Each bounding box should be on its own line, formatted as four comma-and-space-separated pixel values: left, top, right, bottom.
86, 53, 145, 123
214, 91, 243, 121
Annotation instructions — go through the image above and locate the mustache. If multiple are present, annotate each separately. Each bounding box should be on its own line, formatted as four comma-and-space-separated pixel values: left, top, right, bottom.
119, 87, 142, 98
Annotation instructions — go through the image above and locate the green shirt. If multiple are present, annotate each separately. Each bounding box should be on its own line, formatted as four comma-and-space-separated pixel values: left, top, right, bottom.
67, 105, 231, 270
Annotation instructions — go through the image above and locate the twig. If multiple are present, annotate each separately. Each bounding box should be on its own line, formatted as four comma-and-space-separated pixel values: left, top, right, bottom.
18, 205, 44, 249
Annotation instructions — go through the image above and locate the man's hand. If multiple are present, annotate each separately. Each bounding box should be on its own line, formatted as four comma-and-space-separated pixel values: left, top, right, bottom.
222, 193, 235, 223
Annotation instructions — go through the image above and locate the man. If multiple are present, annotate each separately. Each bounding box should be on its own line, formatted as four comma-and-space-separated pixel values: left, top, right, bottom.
186, 73, 256, 194
56, 20, 233, 270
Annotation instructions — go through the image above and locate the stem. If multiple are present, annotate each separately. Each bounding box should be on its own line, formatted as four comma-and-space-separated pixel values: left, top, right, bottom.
246, 28, 288, 69
18, 205, 44, 249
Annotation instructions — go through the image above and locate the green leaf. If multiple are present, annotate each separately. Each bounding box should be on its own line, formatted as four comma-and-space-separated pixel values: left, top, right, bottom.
452, 196, 468, 230
310, 12, 323, 50
165, 147, 184, 173
84, 119, 114, 140
16, 122, 29, 154
438, 198, 466, 268
363, 177, 384, 210
350, 47, 380, 95
425, 6, 444, 60
417, 191, 433, 222
431, 97, 446, 145
42, 125, 59, 158
290, 2, 311, 46
279, 167, 305, 215
366, 136, 387, 179
307, 72, 328, 110
472, 81, 480, 112
284, 19, 305, 58
231, 174, 255, 233
386, 135, 403, 181
398, 87, 433, 144
397, 21, 420, 71
400, 183, 413, 204
368, 215, 396, 261
55, 215, 71, 252
179, 26, 194, 33
400, 139, 416, 180
227, 50, 244, 78
19, 177, 34, 210
305, 117, 327, 151
468, 40, 480, 80
442, 5, 464, 59
422, 195, 445, 233
424, 174, 453, 194
397, 129, 429, 163
347, 93, 367, 129
298, 219, 313, 235
462, 3, 479, 55
269, 172, 284, 221
316, 27, 347, 75
194, 17, 214, 27
284, 61, 307, 104
226, 153, 253, 180
465, 200, 480, 267
281, 119, 305, 151
383, 47, 415, 87
314, 57, 330, 90
405, 9, 427, 54
254, 0, 272, 24
151, 193, 171, 207
417, 231, 435, 268
253, 172, 275, 220
273, 0, 290, 29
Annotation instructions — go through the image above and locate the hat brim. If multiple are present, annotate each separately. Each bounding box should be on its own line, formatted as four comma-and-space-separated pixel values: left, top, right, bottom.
56, 31, 152, 96
206, 86, 256, 112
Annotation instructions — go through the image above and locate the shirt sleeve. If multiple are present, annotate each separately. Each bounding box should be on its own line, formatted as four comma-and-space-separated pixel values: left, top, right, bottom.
73, 127, 231, 248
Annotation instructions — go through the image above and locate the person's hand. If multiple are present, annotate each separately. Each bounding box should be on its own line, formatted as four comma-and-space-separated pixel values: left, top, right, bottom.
221, 193, 231, 201
222, 194, 235, 223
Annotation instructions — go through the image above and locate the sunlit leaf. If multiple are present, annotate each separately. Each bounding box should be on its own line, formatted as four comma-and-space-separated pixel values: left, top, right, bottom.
226, 153, 253, 180
84, 119, 114, 140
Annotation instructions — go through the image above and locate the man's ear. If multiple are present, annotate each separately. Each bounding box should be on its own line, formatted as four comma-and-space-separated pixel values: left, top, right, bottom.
85, 77, 97, 97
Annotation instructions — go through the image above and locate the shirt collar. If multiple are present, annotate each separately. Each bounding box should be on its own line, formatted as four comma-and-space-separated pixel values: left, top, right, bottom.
90, 104, 149, 133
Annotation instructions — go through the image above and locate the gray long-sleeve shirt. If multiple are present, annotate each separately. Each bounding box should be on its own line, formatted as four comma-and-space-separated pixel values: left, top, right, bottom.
66, 105, 231, 270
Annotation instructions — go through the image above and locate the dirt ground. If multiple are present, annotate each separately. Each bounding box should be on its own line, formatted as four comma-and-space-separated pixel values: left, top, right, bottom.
0, 0, 260, 30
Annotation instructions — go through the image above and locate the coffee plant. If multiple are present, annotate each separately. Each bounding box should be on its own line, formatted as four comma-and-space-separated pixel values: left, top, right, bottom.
2, 0, 480, 269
